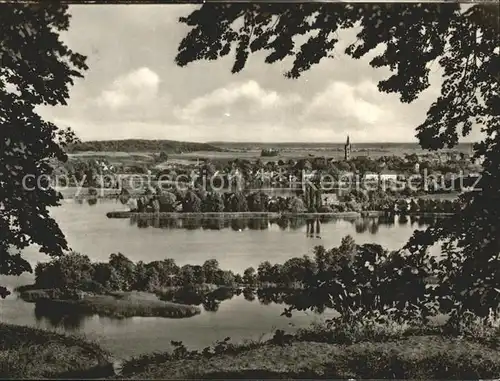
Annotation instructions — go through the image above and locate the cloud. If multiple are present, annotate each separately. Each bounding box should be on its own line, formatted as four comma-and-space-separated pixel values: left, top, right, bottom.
40, 5, 480, 143
169, 78, 421, 142
174, 80, 302, 125
52, 118, 194, 141
96, 67, 160, 110
302, 81, 389, 128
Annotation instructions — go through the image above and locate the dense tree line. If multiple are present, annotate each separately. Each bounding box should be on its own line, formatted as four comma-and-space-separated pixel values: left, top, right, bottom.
31, 237, 397, 296
31, 236, 421, 295
31, 235, 449, 325
359, 194, 460, 214
34, 253, 241, 294
131, 184, 460, 216
133, 187, 309, 214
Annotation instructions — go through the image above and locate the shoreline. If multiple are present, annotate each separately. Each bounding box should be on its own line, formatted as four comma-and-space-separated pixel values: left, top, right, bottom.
106, 210, 455, 219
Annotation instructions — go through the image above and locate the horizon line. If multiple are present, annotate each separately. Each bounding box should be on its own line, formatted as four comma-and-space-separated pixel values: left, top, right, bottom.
74, 138, 477, 145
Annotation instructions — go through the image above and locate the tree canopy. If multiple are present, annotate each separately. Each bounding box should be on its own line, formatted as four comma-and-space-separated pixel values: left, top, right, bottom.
0, 4, 87, 297
176, 3, 500, 320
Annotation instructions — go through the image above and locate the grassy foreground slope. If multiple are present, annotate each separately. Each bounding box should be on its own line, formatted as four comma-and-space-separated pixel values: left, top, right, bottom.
120, 318, 500, 380
0, 323, 111, 379
2, 318, 500, 379
119, 336, 500, 379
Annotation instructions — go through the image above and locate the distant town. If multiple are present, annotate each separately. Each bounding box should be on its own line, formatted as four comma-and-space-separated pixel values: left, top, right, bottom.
47, 137, 482, 216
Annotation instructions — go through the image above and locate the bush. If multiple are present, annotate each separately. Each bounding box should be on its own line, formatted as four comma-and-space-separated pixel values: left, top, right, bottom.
34, 252, 94, 290
287, 197, 306, 213
318, 205, 332, 213
78, 279, 108, 294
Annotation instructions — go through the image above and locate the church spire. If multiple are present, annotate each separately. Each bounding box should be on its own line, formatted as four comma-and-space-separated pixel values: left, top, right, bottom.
344, 134, 351, 161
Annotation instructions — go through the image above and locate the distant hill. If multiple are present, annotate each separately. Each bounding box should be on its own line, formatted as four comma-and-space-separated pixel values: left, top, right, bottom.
68, 139, 227, 153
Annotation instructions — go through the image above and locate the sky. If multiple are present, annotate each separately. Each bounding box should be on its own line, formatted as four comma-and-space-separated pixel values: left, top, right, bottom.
36, 4, 476, 144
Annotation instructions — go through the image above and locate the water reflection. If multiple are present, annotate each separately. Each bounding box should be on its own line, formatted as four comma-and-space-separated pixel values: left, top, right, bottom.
242, 288, 256, 302
350, 215, 440, 234
377, 214, 395, 227
73, 197, 116, 207
34, 301, 90, 332
30, 287, 323, 332
129, 215, 318, 232
203, 298, 220, 312
158, 286, 326, 316
30, 287, 308, 331
127, 215, 441, 234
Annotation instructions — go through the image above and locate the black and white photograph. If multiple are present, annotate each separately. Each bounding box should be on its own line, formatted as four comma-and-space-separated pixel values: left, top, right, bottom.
0, 1, 499, 379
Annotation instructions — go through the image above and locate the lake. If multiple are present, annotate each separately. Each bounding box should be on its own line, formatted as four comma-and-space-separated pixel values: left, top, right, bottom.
0, 199, 437, 360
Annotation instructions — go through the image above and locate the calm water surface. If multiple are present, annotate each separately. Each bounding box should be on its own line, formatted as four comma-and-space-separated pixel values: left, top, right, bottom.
0, 199, 436, 359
